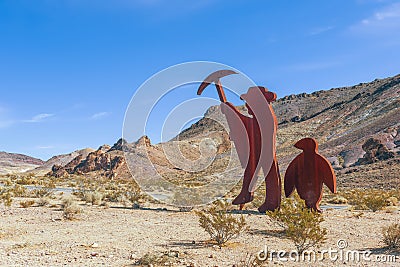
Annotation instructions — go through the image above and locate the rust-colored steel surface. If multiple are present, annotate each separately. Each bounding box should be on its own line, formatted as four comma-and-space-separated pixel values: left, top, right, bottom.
284, 138, 337, 212
197, 70, 281, 212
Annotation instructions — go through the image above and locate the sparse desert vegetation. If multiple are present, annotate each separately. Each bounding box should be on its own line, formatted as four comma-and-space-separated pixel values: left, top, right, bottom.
0, 172, 399, 266
195, 200, 247, 246
267, 195, 327, 253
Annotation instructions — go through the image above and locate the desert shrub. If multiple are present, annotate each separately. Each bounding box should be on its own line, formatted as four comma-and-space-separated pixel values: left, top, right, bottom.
267, 195, 327, 253
0, 190, 13, 207
82, 191, 103, 205
1, 178, 13, 186
195, 200, 247, 245
19, 200, 35, 208
363, 193, 387, 212
61, 196, 74, 209
62, 197, 83, 220
234, 253, 262, 267
15, 173, 37, 185
327, 195, 348, 204
135, 251, 180, 266
36, 197, 50, 207
31, 187, 54, 198
386, 197, 399, 206
103, 190, 121, 203
11, 184, 28, 197
340, 189, 395, 212
104, 188, 142, 208
382, 223, 400, 249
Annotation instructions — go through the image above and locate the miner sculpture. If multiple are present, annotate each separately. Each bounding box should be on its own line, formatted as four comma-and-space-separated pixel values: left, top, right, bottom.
197, 70, 281, 212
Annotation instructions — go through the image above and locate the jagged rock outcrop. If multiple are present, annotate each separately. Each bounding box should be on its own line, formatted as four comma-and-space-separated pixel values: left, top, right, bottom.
47, 138, 131, 179
108, 138, 127, 152
133, 136, 151, 148
50, 164, 68, 178
356, 138, 395, 165
74, 150, 111, 173
98, 144, 111, 152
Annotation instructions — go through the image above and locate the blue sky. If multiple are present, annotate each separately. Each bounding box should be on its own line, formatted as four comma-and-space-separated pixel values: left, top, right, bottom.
0, 0, 399, 160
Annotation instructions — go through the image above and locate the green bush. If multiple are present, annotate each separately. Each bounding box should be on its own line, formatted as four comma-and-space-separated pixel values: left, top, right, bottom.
267, 195, 327, 253
195, 200, 247, 246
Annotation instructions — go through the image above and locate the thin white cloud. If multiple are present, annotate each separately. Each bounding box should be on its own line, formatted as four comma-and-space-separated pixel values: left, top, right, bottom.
90, 111, 111, 120
24, 113, 54, 123
352, 3, 400, 34
308, 26, 335, 36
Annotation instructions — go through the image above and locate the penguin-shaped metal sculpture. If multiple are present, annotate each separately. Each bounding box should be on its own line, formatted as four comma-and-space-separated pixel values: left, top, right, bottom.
284, 138, 336, 212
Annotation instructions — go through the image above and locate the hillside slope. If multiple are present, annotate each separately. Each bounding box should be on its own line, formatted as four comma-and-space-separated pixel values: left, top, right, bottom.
0, 152, 44, 175
41, 74, 400, 190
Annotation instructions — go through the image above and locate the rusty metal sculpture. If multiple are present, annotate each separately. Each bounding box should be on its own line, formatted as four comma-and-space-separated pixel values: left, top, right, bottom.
284, 138, 337, 212
197, 70, 281, 212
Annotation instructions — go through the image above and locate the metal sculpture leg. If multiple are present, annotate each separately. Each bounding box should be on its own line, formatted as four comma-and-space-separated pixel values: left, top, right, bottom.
258, 159, 281, 212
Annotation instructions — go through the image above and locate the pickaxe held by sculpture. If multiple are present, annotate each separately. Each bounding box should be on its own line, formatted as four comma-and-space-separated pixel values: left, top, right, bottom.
197, 70, 238, 102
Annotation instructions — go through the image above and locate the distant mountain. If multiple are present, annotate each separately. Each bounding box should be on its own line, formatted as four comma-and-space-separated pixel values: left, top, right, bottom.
0, 152, 44, 175
10, 74, 400, 190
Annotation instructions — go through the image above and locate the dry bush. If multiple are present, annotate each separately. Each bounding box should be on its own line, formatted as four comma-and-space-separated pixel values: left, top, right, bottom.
135, 250, 181, 266
327, 195, 348, 204
267, 195, 327, 253
104, 188, 142, 207
82, 191, 103, 205
62, 197, 83, 220
19, 200, 35, 208
15, 174, 37, 185
0, 190, 13, 207
234, 253, 263, 267
91, 191, 103, 205
36, 197, 50, 207
363, 193, 388, 212
382, 223, 400, 250
195, 200, 247, 246
10, 184, 28, 197
340, 189, 396, 212
386, 196, 399, 206
31, 187, 54, 198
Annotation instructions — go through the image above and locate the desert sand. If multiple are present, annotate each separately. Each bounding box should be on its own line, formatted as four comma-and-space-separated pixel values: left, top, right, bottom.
0, 193, 399, 267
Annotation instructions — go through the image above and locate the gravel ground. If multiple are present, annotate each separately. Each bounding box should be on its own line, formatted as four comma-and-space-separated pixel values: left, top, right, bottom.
0, 196, 399, 267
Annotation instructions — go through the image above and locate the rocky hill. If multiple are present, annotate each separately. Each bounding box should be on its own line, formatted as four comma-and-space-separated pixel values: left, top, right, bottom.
176, 74, 400, 189
31, 148, 95, 176
34, 74, 400, 189
0, 152, 44, 175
